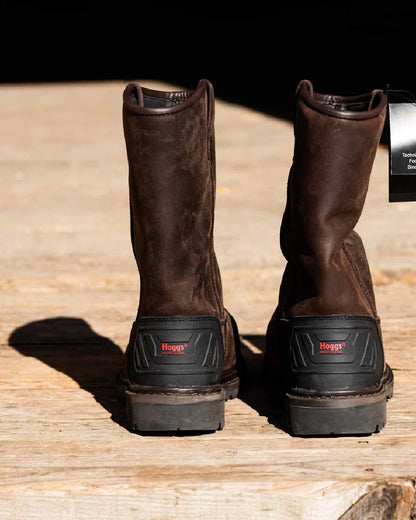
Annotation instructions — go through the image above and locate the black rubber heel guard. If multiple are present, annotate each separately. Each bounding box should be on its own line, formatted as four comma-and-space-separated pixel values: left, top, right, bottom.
287, 315, 386, 392
126, 316, 224, 387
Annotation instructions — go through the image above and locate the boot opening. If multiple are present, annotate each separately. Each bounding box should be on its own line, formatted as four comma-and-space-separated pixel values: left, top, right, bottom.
318, 92, 383, 113
297, 80, 386, 117
128, 85, 190, 108
142, 96, 185, 108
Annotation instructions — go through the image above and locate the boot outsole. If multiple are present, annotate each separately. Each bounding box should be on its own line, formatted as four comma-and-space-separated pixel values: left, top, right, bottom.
117, 376, 239, 432
286, 366, 394, 436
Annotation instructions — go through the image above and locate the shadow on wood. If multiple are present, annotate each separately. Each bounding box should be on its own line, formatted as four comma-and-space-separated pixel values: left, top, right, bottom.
7, 317, 249, 437
8, 317, 127, 428
239, 334, 288, 434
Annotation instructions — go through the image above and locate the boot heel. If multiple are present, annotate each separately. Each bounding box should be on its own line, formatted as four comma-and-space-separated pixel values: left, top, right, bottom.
266, 315, 394, 436
287, 372, 393, 436
119, 316, 230, 432
125, 389, 225, 432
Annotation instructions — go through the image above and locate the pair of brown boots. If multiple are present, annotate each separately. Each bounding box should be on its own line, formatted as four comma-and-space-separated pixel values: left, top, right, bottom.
117, 79, 393, 436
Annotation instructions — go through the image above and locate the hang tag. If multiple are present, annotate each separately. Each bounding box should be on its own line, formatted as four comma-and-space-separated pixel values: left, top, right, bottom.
387, 89, 416, 202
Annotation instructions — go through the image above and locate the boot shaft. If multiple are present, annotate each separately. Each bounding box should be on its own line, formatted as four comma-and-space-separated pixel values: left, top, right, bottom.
123, 80, 223, 318
279, 80, 387, 318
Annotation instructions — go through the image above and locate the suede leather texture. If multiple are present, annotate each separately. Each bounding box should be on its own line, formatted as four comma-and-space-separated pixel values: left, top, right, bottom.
122, 79, 236, 374
275, 80, 386, 320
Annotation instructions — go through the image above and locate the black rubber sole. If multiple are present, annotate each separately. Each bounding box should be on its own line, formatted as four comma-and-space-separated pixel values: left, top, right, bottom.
117, 376, 239, 432
286, 366, 394, 436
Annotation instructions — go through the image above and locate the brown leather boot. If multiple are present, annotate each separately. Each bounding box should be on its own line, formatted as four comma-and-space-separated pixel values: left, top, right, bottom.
264, 80, 394, 436
117, 80, 240, 432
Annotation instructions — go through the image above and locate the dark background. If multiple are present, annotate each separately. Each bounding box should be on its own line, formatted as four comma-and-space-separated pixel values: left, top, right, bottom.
2, 1, 415, 121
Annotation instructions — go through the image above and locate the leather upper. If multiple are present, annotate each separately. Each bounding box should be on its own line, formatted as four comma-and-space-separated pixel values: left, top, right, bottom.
277, 79, 387, 319
123, 79, 223, 319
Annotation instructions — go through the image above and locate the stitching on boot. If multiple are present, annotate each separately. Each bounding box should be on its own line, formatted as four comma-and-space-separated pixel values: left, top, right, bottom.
138, 317, 220, 323
342, 242, 377, 317
208, 158, 222, 315
291, 315, 378, 322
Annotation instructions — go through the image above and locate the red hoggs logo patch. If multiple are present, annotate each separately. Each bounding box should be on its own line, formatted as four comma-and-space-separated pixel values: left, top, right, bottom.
161, 342, 189, 355
319, 341, 346, 354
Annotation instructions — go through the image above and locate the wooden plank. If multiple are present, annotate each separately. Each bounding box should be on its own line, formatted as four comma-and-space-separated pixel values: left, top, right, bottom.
1, 81, 416, 518
0, 481, 413, 520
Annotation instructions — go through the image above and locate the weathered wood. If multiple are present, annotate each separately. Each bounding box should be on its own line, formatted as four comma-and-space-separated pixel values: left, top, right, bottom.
339, 482, 415, 520
1, 81, 416, 519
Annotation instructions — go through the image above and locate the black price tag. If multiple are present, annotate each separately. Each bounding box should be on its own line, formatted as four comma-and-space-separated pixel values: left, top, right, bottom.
389, 103, 416, 175
387, 89, 416, 202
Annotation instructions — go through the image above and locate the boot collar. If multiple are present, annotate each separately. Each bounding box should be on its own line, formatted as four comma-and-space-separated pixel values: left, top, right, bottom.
296, 79, 387, 120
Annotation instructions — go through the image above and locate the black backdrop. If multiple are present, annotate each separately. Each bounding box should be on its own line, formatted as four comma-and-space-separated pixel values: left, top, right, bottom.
2, 1, 415, 120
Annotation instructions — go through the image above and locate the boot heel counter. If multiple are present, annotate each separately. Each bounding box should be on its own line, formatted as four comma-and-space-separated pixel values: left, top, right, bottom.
126, 316, 224, 387
287, 316, 385, 392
